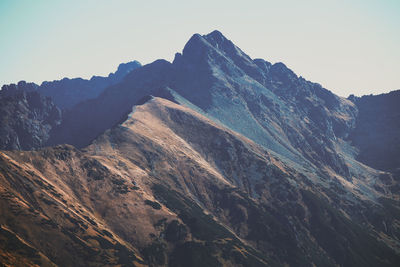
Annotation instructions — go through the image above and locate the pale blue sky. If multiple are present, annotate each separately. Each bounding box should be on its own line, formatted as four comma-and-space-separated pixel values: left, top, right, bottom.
0, 0, 399, 96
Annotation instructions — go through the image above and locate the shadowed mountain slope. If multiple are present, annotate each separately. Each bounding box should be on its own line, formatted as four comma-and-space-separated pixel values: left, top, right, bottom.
47, 60, 173, 148
349, 90, 400, 174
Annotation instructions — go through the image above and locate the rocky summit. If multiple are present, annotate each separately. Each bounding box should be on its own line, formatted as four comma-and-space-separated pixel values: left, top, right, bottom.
0, 31, 399, 267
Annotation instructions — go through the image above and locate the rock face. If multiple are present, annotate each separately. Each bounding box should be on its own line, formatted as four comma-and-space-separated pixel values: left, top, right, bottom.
349, 90, 400, 174
0, 83, 62, 150
0, 31, 400, 266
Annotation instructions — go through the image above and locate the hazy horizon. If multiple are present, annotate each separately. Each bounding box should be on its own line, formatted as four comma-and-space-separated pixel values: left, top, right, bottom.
1, 0, 399, 97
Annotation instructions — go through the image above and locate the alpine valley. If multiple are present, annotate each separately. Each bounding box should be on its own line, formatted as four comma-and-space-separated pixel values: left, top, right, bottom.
0, 31, 399, 267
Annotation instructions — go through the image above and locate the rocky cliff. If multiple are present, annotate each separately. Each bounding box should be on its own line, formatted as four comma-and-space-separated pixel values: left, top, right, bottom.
0, 83, 62, 150
349, 90, 400, 174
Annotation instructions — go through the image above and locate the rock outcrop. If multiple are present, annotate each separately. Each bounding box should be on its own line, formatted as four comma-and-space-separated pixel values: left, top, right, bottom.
0, 83, 62, 150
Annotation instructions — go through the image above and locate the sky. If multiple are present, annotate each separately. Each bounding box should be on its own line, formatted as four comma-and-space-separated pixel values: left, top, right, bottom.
0, 0, 399, 97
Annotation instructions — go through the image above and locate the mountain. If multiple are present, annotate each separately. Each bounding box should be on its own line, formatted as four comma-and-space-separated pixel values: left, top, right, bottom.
170, 30, 358, 178
0, 31, 400, 266
1, 60, 141, 110
46, 60, 172, 148
38, 60, 142, 109
50, 30, 362, 185
1, 98, 399, 266
0, 83, 62, 150
0, 61, 141, 150
349, 90, 400, 174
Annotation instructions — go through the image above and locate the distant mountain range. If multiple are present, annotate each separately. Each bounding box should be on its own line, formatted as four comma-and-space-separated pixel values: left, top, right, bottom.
0, 61, 141, 150
0, 31, 399, 266
1, 60, 141, 109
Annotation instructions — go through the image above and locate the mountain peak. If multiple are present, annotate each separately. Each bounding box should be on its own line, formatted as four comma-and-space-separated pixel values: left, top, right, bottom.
178, 33, 213, 64
178, 30, 252, 67
203, 30, 233, 50
204, 30, 226, 43
181, 30, 232, 57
